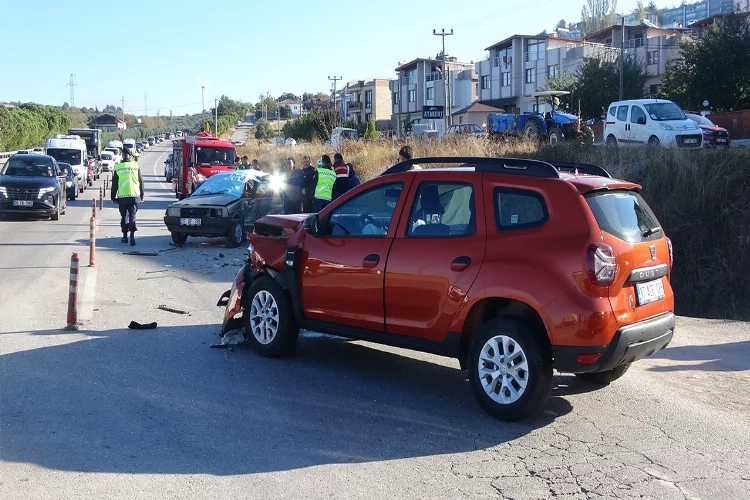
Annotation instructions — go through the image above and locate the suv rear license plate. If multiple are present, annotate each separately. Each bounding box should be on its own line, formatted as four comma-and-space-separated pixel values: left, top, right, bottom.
636, 279, 665, 306
180, 218, 201, 226
12, 200, 33, 207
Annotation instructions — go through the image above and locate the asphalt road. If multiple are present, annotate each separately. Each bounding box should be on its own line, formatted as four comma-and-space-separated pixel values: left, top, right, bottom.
1, 144, 749, 499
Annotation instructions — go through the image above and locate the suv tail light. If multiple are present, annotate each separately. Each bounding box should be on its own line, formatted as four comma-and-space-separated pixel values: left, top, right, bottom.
666, 237, 673, 271
586, 243, 617, 287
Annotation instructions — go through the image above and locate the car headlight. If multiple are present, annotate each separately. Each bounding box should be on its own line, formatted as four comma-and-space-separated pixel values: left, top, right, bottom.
659, 123, 674, 131
268, 173, 286, 192
38, 187, 55, 198
687, 121, 698, 130
167, 206, 181, 217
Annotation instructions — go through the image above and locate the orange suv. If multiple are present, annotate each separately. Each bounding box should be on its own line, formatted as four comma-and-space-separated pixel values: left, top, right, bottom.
218, 157, 675, 421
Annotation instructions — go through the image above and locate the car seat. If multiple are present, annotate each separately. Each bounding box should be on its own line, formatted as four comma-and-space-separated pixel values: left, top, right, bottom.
412, 185, 451, 236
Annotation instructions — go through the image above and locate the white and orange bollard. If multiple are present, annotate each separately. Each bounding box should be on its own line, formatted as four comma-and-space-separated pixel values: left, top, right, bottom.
99, 187, 103, 211
89, 216, 97, 267
65, 253, 80, 330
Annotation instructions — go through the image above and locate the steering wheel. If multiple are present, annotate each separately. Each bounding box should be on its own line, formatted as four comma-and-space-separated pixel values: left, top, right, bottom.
360, 215, 384, 230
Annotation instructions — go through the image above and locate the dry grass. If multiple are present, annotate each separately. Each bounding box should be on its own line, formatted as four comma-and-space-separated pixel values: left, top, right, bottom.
238, 137, 750, 320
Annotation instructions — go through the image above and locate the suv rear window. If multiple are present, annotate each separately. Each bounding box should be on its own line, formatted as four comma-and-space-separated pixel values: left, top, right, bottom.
494, 188, 548, 231
585, 191, 662, 243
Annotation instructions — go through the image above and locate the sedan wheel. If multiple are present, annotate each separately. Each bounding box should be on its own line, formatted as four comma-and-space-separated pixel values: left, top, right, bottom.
225, 220, 244, 248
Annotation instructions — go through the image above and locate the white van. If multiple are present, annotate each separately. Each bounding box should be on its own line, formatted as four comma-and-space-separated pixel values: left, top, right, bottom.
123, 138, 137, 152
603, 99, 702, 148
325, 127, 359, 147
46, 135, 87, 193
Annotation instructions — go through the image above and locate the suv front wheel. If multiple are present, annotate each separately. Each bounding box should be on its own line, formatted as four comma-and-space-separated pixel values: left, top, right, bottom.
468, 318, 553, 421
245, 277, 299, 358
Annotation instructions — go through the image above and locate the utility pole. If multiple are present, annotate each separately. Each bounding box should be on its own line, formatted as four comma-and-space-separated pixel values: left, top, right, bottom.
144, 92, 148, 117
214, 98, 218, 137
433, 28, 454, 134
201, 86, 206, 113
121, 96, 125, 119
619, 16, 625, 101
67, 74, 77, 107
328, 75, 342, 120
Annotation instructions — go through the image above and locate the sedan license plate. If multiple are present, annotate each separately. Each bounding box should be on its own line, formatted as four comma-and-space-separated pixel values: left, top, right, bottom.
12, 200, 33, 207
636, 279, 665, 306
684, 138, 697, 144
716, 138, 727, 143
180, 218, 202, 226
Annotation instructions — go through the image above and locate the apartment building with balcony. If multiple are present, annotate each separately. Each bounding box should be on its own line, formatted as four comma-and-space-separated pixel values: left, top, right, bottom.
339, 79, 392, 129
390, 57, 476, 136
475, 34, 619, 114
585, 22, 684, 97
662, 0, 736, 28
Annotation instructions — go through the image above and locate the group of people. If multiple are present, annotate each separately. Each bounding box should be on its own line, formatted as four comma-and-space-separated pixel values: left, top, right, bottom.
234, 156, 260, 170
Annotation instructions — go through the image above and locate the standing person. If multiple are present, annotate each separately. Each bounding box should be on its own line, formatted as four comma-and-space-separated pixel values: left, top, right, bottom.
331, 152, 351, 201
282, 157, 303, 214
240, 156, 251, 169
234, 156, 242, 170
111, 148, 144, 246
312, 155, 336, 212
251, 159, 261, 171
300, 156, 317, 213
397, 144, 420, 170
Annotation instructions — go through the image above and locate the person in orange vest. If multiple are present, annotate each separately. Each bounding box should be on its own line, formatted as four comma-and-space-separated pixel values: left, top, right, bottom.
332, 152, 351, 201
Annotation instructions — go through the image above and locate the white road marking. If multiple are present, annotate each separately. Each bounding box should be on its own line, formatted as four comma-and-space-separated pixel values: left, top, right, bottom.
78, 266, 98, 323
151, 148, 172, 191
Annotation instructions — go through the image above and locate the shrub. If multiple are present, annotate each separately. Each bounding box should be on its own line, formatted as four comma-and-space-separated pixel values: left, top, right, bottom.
254, 120, 274, 139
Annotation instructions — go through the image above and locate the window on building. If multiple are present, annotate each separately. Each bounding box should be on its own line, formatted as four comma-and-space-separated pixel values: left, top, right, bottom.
649, 84, 662, 97
526, 39, 545, 61
502, 72, 511, 87
647, 51, 659, 65
525, 68, 536, 84
365, 90, 373, 108
393, 91, 399, 105
404, 69, 417, 85
426, 87, 435, 101
481, 75, 490, 89
548, 64, 560, 79
494, 46, 513, 67
365, 113, 372, 122
408, 89, 416, 103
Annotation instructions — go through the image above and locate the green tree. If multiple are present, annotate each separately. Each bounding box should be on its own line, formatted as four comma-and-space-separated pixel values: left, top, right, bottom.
280, 105, 293, 120
662, 15, 750, 112
364, 118, 380, 140
543, 57, 647, 119
645, 1, 663, 24
556, 19, 567, 28
254, 119, 275, 139
580, 0, 618, 38
277, 92, 299, 102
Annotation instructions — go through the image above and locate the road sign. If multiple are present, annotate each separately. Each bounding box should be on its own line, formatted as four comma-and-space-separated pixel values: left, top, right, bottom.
422, 106, 444, 120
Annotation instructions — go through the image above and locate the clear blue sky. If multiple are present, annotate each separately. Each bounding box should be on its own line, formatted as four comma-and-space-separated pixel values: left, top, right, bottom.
2, 0, 640, 115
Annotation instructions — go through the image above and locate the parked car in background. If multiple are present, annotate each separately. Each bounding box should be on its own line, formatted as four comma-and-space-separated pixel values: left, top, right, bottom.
447, 123, 489, 138
604, 99, 702, 148
58, 162, 78, 201
103, 147, 122, 163
685, 113, 730, 147
164, 153, 174, 182
32, 147, 44, 154
0, 154, 67, 220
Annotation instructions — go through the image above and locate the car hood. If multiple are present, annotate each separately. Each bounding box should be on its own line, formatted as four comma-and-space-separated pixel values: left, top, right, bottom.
0, 176, 58, 189
170, 193, 237, 208
698, 124, 727, 133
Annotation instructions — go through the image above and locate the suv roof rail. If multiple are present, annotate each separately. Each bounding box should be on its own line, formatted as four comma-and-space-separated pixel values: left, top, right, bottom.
380, 156, 561, 178
551, 162, 612, 178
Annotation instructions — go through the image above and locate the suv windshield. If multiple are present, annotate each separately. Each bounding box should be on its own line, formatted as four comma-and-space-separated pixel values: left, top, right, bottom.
2, 157, 55, 176
46, 148, 82, 166
643, 103, 686, 121
196, 146, 236, 166
585, 191, 662, 243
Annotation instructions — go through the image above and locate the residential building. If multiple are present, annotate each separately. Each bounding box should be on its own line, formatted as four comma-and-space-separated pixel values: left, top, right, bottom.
662, 0, 735, 28
586, 22, 684, 97
452, 102, 504, 127
90, 113, 126, 131
390, 57, 476, 136
278, 99, 302, 117
739, 0, 750, 12
340, 79, 393, 129
475, 34, 619, 114
691, 12, 750, 38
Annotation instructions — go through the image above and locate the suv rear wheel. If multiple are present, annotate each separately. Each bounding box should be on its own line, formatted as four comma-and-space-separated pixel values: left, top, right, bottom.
468, 318, 552, 421
575, 364, 630, 385
245, 277, 299, 358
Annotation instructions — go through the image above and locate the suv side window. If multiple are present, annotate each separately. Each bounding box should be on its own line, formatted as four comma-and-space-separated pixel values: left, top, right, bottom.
495, 188, 548, 231
630, 105, 647, 124
616, 105, 629, 122
407, 182, 475, 237
323, 182, 404, 237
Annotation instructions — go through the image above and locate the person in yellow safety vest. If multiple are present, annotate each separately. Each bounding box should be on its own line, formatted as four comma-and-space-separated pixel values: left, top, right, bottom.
312, 155, 336, 212
111, 148, 145, 246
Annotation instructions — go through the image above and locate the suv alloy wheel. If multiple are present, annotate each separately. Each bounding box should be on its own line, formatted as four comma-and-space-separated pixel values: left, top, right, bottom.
468, 318, 553, 421
245, 277, 299, 357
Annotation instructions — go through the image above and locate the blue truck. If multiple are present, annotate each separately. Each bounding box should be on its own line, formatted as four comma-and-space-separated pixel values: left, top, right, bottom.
487, 91, 594, 145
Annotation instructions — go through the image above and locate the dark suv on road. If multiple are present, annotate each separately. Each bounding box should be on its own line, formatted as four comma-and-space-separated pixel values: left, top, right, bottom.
219, 157, 675, 421
0, 154, 67, 220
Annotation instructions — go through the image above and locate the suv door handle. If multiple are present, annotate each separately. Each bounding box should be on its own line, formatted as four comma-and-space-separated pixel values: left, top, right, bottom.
363, 254, 380, 269
451, 256, 471, 272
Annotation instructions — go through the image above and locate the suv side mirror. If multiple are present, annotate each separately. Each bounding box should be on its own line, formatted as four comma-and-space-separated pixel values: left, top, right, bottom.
303, 214, 320, 235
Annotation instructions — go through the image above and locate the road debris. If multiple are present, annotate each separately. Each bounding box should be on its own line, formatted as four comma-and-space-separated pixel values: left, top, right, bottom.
145, 270, 169, 274
210, 328, 245, 348
157, 304, 189, 315
123, 251, 158, 256
128, 321, 157, 330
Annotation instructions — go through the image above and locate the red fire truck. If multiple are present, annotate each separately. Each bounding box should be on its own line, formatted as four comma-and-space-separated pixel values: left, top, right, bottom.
172, 131, 237, 199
